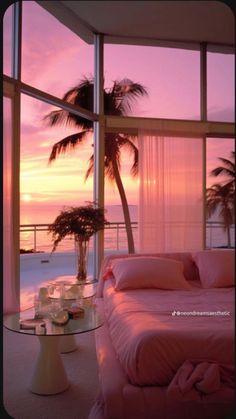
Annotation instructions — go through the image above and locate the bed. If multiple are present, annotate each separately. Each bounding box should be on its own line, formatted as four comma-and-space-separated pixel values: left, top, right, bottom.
89, 251, 235, 419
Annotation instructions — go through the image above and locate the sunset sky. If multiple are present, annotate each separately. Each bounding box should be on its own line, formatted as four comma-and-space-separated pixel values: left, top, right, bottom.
3, 1, 234, 221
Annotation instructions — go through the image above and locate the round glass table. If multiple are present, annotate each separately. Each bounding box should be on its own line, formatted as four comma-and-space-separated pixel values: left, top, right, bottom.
4, 306, 103, 395
47, 277, 97, 353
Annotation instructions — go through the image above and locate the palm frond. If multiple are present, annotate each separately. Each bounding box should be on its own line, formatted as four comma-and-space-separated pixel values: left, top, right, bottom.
46, 77, 147, 189
48, 131, 89, 163
211, 166, 235, 178
117, 135, 139, 176
211, 152, 235, 180
44, 78, 95, 131
43, 109, 69, 126
104, 157, 116, 183
85, 155, 94, 180
110, 79, 148, 115
216, 156, 235, 170
48, 204, 107, 252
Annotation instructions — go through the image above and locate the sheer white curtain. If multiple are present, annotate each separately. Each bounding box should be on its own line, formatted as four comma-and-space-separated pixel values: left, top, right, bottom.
3, 97, 20, 313
138, 131, 204, 253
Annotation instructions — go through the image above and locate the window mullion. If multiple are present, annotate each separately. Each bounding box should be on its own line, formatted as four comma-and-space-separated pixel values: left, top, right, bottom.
200, 42, 207, 121
12, 1, 22, 80
93, 34, 105, 279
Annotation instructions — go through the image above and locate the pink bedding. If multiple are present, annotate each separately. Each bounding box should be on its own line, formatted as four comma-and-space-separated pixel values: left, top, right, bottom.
89, 299, 234, 419
103, 278, 234, 386
167, 359, 234, 401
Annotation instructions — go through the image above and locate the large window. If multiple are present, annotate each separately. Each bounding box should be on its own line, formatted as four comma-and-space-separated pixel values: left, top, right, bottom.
2, 1, 235, 313
105, 44, 200, 120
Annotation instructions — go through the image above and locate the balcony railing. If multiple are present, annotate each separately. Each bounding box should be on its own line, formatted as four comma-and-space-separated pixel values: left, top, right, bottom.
20, 221, 234, 253
20, 222, 139, 253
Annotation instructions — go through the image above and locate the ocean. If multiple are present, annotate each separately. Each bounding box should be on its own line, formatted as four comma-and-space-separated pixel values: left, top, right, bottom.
19, 203, 234, 309
20, 204, 139, 253
20, 204, 234, 253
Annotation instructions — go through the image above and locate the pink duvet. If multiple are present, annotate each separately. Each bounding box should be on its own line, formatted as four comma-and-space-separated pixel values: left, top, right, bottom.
103, 278, 234, 386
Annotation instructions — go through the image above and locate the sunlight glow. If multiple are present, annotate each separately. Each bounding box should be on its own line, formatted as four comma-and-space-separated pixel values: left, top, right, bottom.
21, 193, 32, 202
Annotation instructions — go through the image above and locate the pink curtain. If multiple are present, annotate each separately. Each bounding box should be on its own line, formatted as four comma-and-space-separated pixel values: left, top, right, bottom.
138, 131, 204, 253
3, 97, 19, 313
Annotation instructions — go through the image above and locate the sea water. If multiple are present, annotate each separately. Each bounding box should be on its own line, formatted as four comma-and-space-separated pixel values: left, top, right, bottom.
20, 203, 234, 252
20, 204, 138, 253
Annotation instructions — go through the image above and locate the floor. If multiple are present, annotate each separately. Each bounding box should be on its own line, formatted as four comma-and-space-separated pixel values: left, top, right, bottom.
3, 328, 100, 419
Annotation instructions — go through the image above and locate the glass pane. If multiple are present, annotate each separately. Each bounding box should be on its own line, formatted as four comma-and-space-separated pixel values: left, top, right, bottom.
3, 96, 18, 312
138, 135, 203, 253
22, 1, 94, 104
104, 134, 138, 253
20, 94, 94, 309
206, 138, 235, 248
104, 44, 200, 120
207, 51, 235, 122
3, 4, 13, 76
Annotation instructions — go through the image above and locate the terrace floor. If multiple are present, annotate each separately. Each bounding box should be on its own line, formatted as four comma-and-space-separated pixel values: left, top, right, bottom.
20, 249, 121, 309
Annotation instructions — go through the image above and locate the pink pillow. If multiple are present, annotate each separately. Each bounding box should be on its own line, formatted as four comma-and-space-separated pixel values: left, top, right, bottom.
102, 253, 199, 281
110, 257, 191, 291
193, 250, 235, 288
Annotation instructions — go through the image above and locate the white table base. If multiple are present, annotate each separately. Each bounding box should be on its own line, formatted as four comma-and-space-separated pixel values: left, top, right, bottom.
30, 336, 69, 395
60, 335, 77, 353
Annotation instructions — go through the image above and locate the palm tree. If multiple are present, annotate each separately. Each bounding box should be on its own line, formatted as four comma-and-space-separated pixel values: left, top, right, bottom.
44, 77, 147, 253
206, 151, 235, 248
206, 183, 234, 247
210, 151, 235, 189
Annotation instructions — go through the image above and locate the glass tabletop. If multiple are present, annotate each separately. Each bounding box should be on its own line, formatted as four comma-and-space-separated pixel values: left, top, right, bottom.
4, 306, 103, 337
49, 275, 96, 286
47, 275, 97, 300
48, 282, 96, 300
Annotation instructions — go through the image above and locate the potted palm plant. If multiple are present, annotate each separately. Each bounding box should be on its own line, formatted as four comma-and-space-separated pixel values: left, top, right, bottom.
48, 203, 107, 281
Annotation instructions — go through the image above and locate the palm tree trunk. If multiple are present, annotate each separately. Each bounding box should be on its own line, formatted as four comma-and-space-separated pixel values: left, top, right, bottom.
112, 158, 135, 253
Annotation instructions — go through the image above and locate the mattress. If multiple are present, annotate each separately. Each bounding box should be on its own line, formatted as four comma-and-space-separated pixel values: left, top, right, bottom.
103, 278, 234, 386
89, 298, 234, 419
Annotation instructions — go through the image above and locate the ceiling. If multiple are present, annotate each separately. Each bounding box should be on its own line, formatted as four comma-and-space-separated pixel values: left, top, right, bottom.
38, 1, 234, 50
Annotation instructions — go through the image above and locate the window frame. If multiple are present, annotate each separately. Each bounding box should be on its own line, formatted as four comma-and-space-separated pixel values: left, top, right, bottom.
3, 1, 235, 310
